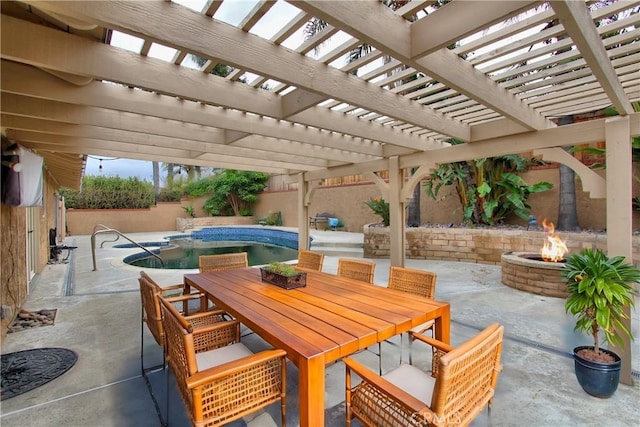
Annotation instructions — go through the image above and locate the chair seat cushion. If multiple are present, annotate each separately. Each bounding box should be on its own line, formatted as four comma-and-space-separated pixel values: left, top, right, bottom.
383, 363, 436, 404
196, 342, 254, 371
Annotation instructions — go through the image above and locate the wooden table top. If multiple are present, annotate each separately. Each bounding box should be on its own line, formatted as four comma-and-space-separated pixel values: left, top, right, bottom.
184, 268, 450, 366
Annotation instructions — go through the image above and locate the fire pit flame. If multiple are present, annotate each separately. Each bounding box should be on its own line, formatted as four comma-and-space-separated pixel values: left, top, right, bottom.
541, 219, 567, 262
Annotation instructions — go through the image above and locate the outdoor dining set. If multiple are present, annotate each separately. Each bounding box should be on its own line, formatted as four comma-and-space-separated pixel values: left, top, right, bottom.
139, 250, 504, 427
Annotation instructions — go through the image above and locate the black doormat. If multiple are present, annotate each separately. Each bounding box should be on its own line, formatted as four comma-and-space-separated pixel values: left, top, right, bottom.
1, 348, 78, 400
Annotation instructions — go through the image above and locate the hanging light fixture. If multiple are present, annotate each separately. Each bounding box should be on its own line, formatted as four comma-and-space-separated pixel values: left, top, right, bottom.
87, 155, 119, 173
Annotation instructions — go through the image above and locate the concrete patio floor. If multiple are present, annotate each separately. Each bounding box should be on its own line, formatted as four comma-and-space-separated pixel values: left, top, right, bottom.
1, 229, 639, 426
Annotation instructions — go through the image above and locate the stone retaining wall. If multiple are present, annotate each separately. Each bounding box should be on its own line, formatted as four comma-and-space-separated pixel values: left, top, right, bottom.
364, 225, 640, 265
176, 216, 256, 232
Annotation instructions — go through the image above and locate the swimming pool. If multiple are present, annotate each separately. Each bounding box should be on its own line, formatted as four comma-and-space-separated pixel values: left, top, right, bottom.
123, 227, 303, 270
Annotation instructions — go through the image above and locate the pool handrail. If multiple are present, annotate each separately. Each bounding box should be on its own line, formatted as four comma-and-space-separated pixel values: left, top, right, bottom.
91, 224, 165, 271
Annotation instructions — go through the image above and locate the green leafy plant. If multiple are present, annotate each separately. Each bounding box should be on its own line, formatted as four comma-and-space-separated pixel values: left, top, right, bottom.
183, 176, 216, 197
264, 262, 298, 277
424, 144, 553, 225
258, 211, 283, 226
364, 197, 390, 226
156, 188, 182, 202
202, 170, 269, 216
60, 176, 154, 209
182, 204, 196, 218
562, 248, 639, 356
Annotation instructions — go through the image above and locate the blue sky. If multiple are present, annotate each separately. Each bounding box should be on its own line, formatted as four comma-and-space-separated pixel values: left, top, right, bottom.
85, 156, 153, 181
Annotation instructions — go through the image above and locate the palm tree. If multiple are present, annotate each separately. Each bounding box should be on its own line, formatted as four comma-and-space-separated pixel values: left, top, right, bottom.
555, 116, 580, 231
152, 161, 160, 203
164, 163, 175, 188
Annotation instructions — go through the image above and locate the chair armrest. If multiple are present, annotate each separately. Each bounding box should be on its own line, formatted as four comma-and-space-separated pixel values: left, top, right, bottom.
409, 331, 454, 353
163, 292, 209, 314
343, 357, 432, 418
164, 293, 205, 303
186, 349, 287, 390
191, 320, 241, 352
185, 309, 227, 321
409, 332, 454, 378
161, 284, 188, 294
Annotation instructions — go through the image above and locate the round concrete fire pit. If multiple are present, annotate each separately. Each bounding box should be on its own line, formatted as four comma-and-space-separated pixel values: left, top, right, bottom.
501, 251, 568, 298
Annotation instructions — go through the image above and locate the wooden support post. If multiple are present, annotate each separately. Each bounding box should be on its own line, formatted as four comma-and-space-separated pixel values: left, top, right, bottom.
298, 173, 310, 251
605, 116, 633, 385
389, 156, 405, 267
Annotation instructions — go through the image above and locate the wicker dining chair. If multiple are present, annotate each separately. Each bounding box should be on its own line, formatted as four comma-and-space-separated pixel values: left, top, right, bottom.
337, 258, 376, 284
344, 323, 504, 427
387, 266, 438, 364
295, 249, 325, 272
199, 252, 248, 272
139, 272, 227, 425
160, 296, 287, 427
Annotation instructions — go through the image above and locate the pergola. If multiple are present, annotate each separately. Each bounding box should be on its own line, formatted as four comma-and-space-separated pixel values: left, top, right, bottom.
1, 0, 639, 382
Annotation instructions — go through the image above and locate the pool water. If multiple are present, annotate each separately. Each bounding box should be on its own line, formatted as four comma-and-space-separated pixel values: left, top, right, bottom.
126, 239, 298, 269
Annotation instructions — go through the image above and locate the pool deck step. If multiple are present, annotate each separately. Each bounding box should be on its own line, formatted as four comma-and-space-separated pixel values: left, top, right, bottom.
310, 241, 364, 258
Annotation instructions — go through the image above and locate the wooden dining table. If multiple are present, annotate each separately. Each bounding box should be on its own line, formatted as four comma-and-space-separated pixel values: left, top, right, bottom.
184, 268, 450, 427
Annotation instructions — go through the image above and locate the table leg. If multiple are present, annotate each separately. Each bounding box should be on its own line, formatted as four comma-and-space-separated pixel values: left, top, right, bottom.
298, 355, 325, 427
434, 305, 451, 344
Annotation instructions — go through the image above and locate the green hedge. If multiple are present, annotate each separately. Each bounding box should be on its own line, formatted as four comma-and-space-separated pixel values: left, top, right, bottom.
60, 176, 155, 209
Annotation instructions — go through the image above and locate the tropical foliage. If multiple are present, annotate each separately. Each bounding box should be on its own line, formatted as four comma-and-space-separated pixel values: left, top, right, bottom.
183, 176, 217, 198
424, 142, 553, 225
364, 197, 390, 226
182, 203, 196, 218
562, 248, 639, 355
60, 176, 154, 209
202, 170, 269, 216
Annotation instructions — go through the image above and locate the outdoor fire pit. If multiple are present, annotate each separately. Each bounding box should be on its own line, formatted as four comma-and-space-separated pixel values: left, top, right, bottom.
501, 252, 567, 297
501, 220, 569, 298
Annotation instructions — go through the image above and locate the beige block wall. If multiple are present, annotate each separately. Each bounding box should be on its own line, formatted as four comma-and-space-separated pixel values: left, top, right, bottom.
66, 201, 191, 235
254, 182, 468, 232
255, 168, 632, 232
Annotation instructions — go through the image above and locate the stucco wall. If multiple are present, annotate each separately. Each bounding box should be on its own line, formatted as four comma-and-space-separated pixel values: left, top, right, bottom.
254, 181, 468, 232
254, 167, 635, 232
66, 201, 192, 235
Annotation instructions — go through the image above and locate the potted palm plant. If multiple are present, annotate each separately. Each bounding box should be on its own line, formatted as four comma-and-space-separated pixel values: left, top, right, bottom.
562, 248, 639, 398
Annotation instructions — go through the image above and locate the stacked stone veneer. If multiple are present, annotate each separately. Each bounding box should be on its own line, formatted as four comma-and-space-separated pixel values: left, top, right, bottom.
501, 252, 567, 298
176, 216, 256, 232
364, 225, 640, 265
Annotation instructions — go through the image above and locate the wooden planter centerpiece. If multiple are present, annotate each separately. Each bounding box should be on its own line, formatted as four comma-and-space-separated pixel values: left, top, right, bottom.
260, 263, 307, 290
